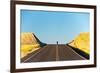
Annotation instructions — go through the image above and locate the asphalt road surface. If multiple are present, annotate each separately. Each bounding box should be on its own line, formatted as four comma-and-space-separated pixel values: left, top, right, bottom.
21, 44, 86, 63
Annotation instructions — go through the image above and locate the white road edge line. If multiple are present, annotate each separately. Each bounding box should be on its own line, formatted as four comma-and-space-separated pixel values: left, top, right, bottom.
65, 45, 86, 60
23, 45, 48, 62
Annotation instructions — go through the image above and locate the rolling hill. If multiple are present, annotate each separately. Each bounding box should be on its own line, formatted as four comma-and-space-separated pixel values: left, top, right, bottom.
21, 32, 46, 58
68, 32, 90, 55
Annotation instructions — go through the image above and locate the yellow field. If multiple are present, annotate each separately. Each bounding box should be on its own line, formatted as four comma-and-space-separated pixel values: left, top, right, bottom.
69, 32, 90, 54
21, 32, 39, 44
20, 32, 42, 58
21, 44, 40, 58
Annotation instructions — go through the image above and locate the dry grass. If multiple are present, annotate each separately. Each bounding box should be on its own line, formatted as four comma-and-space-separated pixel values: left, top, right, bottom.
21, 32, 39, 44
69, 32, 90, 54
20, 32, 41, 58
21, 44, 40, 58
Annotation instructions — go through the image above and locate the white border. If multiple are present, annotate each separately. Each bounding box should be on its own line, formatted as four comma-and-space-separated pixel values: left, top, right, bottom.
16, 4, 94, 69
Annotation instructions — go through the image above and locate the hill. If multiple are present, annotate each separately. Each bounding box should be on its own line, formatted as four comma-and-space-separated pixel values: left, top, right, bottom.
68, 32, 90, 55
21, 32, 46, 58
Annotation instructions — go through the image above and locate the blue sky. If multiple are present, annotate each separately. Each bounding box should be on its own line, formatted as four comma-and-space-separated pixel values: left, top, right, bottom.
21, 10, 90, 44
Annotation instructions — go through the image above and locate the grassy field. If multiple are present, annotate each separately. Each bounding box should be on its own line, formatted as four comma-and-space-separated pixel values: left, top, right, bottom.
69, 32, 90, 55
21, 44, 40, 58
20, 32, 47, 58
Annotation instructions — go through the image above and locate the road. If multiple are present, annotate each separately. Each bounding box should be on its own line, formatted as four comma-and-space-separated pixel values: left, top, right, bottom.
21, 44, 86, 63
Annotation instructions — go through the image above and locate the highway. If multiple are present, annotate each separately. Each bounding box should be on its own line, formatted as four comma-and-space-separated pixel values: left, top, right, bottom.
21, 44, 86, 63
